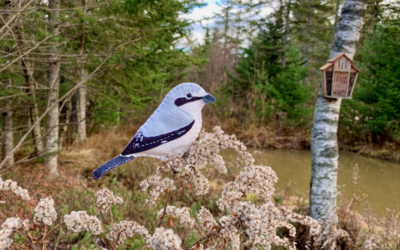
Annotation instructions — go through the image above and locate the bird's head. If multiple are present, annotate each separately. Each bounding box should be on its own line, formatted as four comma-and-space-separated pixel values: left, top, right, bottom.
167, 83, 215, 116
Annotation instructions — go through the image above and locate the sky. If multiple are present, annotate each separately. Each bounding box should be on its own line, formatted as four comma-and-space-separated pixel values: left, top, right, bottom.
182, 0, 275, 45
181, 0, 222, 44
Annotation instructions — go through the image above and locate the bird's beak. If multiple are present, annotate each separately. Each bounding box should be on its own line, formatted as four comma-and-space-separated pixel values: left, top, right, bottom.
203, 94, 216, 104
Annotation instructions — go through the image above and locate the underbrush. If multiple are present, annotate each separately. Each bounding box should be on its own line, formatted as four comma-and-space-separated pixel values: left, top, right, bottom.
1, 127, 399, 249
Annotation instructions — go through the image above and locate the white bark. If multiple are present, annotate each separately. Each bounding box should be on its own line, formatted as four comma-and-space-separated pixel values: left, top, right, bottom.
2, 103, 14, 168
45, 0, 60, 176
310, 0, 366, 225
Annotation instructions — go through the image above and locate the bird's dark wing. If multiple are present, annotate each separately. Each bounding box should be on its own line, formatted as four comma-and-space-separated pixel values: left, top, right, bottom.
121, 120, 195, 156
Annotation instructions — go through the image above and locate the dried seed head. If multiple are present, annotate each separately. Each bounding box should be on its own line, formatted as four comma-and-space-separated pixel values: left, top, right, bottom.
95, 189, 123, 213
33, 197, 57, 226
64, 211, 102, 235
0, 176, 30, 201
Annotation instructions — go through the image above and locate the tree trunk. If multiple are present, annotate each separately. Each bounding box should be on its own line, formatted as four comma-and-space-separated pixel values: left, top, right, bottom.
282, 0, 291, 68
24, 60, 44, 155
76, 69, 87, 142
45, 0, 60, 176
59, 98, 72, 151
2, 103, 14, 168
302, 0, 312, 86
332, 0, 340, 35
309, 0, 366, 225
15, 18, 44, 156
75, 30, 87, 142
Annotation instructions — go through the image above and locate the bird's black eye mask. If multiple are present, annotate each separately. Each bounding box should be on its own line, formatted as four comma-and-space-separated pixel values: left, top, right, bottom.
174, 94, 203, 106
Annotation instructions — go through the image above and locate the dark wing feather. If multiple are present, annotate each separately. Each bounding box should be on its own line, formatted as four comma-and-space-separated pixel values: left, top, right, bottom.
121, 120, 195, 156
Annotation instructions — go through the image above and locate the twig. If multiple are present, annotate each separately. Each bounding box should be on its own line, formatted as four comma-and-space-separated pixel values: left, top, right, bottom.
157, 189, 172, 228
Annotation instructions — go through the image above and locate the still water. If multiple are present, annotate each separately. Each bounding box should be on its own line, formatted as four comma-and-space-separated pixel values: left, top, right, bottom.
221, 149, 400, 215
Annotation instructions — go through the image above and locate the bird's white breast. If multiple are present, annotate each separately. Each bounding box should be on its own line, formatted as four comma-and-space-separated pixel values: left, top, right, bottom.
132, 111, 203, 159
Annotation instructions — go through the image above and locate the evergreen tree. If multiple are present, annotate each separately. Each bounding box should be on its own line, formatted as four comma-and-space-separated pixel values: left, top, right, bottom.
340, 21, 400, 144
223, 21, 312, 127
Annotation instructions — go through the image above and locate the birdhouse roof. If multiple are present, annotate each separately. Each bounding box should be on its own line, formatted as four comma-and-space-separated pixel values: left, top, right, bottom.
328, 53, 353, 63
319, 53, 361, 72
319, 63, 333, 71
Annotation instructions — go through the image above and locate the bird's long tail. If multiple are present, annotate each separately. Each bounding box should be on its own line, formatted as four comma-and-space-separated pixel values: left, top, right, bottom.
92, 155, 135, 179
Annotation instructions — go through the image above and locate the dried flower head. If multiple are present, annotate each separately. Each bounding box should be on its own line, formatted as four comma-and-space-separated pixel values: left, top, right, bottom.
150, 227, 182, 250
0, 176, 30, 201
64, 211, 102, 235
361, 234, 377, 250
95, 189, 123, 213
138, 127, 320, 250
197, 207, 217, 232
0, 217, 29, 250
158, 206, 195, 229
140, 176, 175, 205
314, 224, 350, 250
33, 197, 57, 226
107, 221, 151, 246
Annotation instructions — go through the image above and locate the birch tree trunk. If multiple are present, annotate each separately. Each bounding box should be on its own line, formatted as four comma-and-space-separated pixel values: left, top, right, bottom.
2, 103, 14, 168
309, 0, 366, 225
45, 0, 60, 176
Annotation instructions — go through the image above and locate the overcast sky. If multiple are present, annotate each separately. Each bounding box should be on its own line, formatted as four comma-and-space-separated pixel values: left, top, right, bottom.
182, 0, 275, 45
181, 0, 221, 44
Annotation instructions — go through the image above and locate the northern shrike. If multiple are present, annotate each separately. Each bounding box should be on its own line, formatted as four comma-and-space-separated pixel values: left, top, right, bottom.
93, 83, 215, 179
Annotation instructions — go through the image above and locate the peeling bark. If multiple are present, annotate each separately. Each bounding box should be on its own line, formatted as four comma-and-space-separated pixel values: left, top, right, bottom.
45, 0, 60, 176
2, 103, 14, 168
310, 0, 366, 225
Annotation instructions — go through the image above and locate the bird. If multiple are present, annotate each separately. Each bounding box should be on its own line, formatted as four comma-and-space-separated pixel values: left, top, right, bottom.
92, 82, 216, 179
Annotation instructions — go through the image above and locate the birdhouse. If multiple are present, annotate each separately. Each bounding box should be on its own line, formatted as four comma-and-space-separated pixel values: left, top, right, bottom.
319, 54, 361, 99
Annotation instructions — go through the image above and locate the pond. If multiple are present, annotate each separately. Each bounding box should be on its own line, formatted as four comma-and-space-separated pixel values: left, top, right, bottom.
221, 149, 400, 216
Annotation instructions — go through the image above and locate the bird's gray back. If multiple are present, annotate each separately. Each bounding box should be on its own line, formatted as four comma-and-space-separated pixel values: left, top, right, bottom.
140, 83, 201, 136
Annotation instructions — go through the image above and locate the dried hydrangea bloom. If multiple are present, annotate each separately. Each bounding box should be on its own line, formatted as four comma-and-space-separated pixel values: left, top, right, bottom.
107, 221, 151, 246
33, 197, 57, 226
95, 189, 123, 213
197, 207, 217, 232
64, 211, 102, 235
0, 176, 30, 201
150, 227, 182, 250
0, 217, 29, 250
157, 206, 195, 229
140, 176, 175, 205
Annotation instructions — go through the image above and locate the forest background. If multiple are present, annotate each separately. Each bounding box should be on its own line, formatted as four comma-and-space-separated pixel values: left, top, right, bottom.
1, 0, 400, 171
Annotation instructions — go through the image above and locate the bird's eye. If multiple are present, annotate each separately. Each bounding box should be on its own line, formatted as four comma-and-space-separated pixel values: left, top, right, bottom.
186, 93, 192, 98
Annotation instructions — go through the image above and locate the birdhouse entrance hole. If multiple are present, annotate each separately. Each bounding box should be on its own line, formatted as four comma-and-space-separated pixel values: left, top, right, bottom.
319, 54, 360, 99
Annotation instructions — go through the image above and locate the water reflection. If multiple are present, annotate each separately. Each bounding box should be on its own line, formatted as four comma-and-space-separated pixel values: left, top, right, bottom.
220, 149, 400, 215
